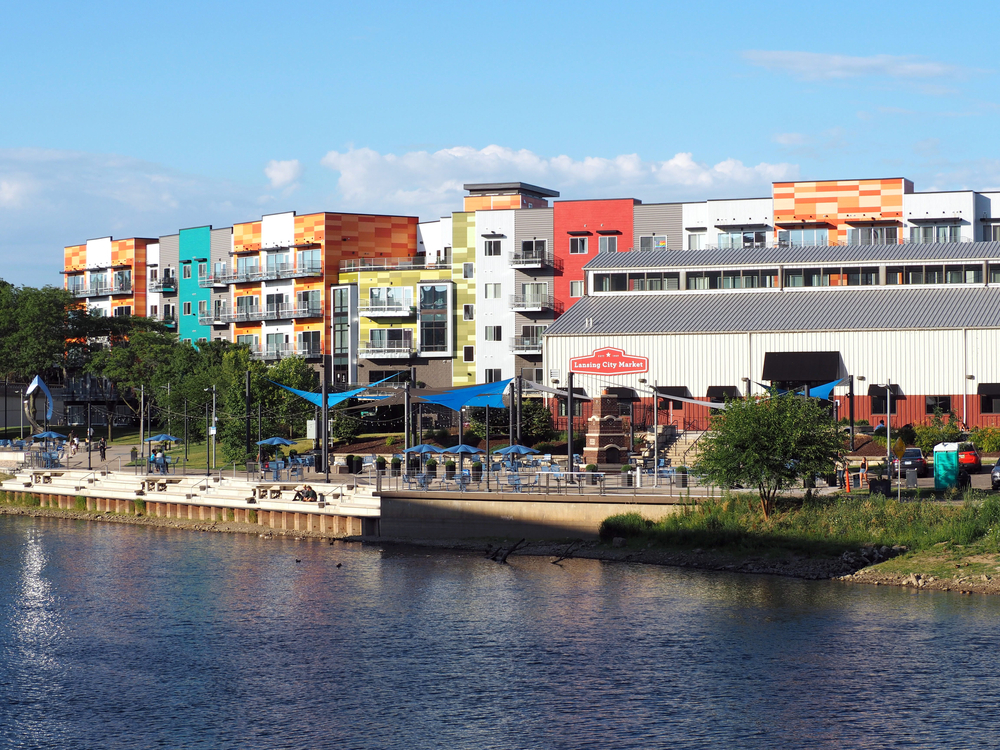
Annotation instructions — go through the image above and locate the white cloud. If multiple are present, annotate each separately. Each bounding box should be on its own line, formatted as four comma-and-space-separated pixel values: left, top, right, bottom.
743, 50, 964, 82
264, 159, 303, 189
0, 148, 260, 287
773, 133, 808, 146
320, 145, 797, 219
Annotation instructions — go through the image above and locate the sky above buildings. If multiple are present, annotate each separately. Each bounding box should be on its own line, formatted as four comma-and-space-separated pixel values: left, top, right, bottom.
2, 0, 998, 286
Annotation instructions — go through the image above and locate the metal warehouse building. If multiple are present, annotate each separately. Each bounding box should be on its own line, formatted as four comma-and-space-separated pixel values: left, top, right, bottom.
542, 243, 1000, 431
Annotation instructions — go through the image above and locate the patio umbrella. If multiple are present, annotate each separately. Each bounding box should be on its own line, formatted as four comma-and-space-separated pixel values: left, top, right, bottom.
493, 444, 539, 456
145, 434, 181, 442
443, 444, 484, 455
32, 431, 66, 440
403, 444, 443, 454
256, 437, 295, 446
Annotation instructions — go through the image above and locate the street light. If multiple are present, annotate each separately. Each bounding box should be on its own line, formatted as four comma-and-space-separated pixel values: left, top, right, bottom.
638, 378, 658, 487
203, 386, 216, 473
159, 383, 171, 438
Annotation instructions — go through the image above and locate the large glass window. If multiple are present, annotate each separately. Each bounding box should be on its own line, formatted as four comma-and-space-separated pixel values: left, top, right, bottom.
236, 256, 260, 277
484, 283, 501, 299
640, 235, 668, 252
910, 225, 961, 243
848, 226, 898, 245
297, 289, 321, 315
484, 240, 501, 256
520, 240, 545, 257
926, 396, 952, 414
521, 282, 548, 304
778, 228, 828, 246
687, 233, 704, 250
266, 252, 289, 273
570, 280, 584, 297
369, 286, 413, 312
114, 270, 131, 291
296, 248, 320, 272
418, 284, 448, 310
686, 271, 721, 290
719, 230, 768, 248
569, 237, 588, 254
599, 236, 618, 253
298, 330, 320, 355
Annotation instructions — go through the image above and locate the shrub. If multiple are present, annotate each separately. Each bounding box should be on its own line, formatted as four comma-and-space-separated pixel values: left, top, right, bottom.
74, 495, 87, 511
425, 458, 437, 469
376, 456, 387, 469
586, 464, 598, 472
390, 456, 401, 466
599, 513, 654, 541
970, 426, 1000, 453
134, 498, 145, 515
621, 464, 631, 472
385, 436, 397, 448
248, 509, 258, 524
471, 461, 482, 470
535, 443, 557, 454
444, 460, 456, 470
227, 509, 235, 522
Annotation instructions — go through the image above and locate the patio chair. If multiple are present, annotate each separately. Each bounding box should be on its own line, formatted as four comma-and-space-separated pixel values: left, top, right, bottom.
417, 473, 433, 491
506, 475, 522, 492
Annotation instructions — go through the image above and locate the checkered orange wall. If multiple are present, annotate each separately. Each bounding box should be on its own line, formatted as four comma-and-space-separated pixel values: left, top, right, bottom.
463, 194, 548, 211
773, 178, 914, 244
233, 221, 261, 251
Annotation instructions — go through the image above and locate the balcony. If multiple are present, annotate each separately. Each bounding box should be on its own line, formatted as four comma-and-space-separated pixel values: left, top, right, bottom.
358, 301, 416, 318
200, 262, 323, 287
359, 340, 414, 359
160, 316, 176, 328
340, 257, 451, 272
509, 293, 555, 312
217, 304, 322, 323
71, 283, 133, 297
198, 308, 231, 326
249, 344, 322, 361
510, 336, 543, 354
509, 249, 561, 270
149, 277, 177, 293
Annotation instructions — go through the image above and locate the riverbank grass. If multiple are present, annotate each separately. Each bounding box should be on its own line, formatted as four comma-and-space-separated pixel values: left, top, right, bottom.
601, 491, 1000, 560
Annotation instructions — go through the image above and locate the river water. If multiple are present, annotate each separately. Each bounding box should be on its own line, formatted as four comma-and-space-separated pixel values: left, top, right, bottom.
1, 515, 999, 749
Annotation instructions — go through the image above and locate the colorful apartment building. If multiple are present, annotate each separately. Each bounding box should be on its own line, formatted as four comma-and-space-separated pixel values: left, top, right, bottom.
63, 236, 152, 319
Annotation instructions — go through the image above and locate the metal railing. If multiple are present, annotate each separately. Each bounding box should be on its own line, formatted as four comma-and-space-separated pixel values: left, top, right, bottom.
216, 304, 322, 323
198, 309, 231, 326
340, 257, 452, 272
358, 301, 416, 317
509, 293, 555, 311
510, 336, 543, 353
359, 340, 415, 358
509, 249, 561, 270
148, 277, 177, 293
71, 284, 132, 297
199, 263, 323, 287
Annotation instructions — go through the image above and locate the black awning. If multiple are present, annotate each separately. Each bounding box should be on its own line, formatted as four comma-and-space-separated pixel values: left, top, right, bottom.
567, 230, 592, 236
654, 386, 689, 407
762, 351, 841, 382
596, 229, 622, 235
978, 383, 1000, 396
706, 385, 741, 400
604, 386, 639, 401
867, 383, 903, 397
908, 216, 963, 223
480, 232, 505, 239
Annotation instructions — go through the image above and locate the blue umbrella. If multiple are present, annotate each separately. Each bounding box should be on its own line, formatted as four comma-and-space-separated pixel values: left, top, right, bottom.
32, 431, 66, 440
145, 434, 181, 442
493, 444, 539, 455
403, 444, 444, 454
256, 437, 295, 446
443, 444, 484, 455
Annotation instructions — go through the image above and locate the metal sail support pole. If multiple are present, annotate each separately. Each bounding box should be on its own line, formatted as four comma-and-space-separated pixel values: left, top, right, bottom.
516, 375, 523, 446
567, 371, 574, 475
321, 359, 329, 483
404, 381, 411, 451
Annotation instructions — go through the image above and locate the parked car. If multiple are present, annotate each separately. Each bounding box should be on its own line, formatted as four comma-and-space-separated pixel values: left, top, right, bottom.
992, 459, 1000, 491
892, 448, 928, 478
958, 442, 982, 473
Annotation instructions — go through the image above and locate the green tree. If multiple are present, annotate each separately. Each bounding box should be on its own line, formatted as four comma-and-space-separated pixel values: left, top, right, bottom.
218, 347, 272, 464
694, 393, 843, 519
520, 398, 554, 443
913, 408, 962, 454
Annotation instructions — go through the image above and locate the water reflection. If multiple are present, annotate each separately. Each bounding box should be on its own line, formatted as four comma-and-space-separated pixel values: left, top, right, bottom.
1, 516, 1000, 749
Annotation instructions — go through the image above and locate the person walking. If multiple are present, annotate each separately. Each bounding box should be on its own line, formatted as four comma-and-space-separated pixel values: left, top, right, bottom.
860, 456, 868, 485
98, 437, 107, 462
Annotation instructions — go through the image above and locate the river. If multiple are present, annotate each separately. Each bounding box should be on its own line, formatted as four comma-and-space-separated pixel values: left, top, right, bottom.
1, 515, 998, 749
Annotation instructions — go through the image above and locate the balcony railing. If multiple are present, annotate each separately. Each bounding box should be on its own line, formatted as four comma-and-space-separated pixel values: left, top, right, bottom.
509, 249, 561, 270
199, 262, 324, 287
359, 340, 414, 359
358, 301, 416, 317
148, 277, 177, 293
509, 293, 555, 311
340, 257, 452, 272
217, 304, 322, 323
160, 316, 176, 328
198, 309, 231, 326
249, 344, 323, 361
71, 283, 133, 297
510, 336, 543, 353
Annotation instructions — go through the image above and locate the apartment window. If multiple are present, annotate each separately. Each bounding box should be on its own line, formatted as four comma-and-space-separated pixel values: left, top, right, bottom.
296, 248, 320, 272
236, 256, 260, 276
484, 240, 501, 257
599, 236, 618, 253
719, 230, 768, 248
484, 283, 501, 299
776, 228, 826, 247
266, 252, 289, 273
522, 325, 546, 344
198, 262, 207, 278
197, 337, 208, 344
418, 283, 449, 352
113, 306, 131, 317
485, 326, 502, 341
236, 334, 259, 348
687, 233, 704, 251
558, 399, 583, 417
150, 305, 158, 316
150, 268, 159, 281
463, 346, 475, 362
926, 396, 951, 414
182, 264, 192, 279
297, 289, 321, 314
463, 262, 474, 279
982, 394, 1000, 414
910, 225, 961, 244
569, 237, 588, 254
369, 286, 413, 313
640, 235, 668, 252
198, 300, 208, 316
463, 304, 475, 321
298, 330, 321, 355
848, 226, 898, 245
521, 239, 546, 257
871, 394, 897, 415
485, 368, 502, 383
183, 302, 192, 315
990, 225, 1000, 242
570, 280, 584, 297
182, 338, 191, 345
236, 295, 258, 312
686, 271, 721, 290
163, 304, 175, 319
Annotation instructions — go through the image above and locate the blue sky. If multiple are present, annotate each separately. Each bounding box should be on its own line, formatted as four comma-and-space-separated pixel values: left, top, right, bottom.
2, 0, 998, 286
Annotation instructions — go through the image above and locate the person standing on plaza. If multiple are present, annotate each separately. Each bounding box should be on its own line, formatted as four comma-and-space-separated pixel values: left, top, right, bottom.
98, 437, 106, 462
860, 456, 868, 485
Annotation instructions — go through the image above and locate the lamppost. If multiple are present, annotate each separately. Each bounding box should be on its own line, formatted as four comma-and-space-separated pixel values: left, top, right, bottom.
159, 383, 171, 437
203, 386, 216, 473
638, 378, 658, 487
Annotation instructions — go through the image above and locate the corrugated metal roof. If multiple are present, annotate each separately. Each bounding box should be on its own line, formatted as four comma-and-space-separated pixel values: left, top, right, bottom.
583, 242, 1000, 270
544, 285, 1000, 336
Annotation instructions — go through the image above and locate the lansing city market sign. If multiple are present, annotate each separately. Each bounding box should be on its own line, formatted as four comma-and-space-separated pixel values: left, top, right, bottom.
569, 347, 648, 375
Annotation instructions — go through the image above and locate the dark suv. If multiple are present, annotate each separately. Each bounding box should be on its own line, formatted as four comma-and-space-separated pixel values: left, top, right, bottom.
892, 448, 928, 478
